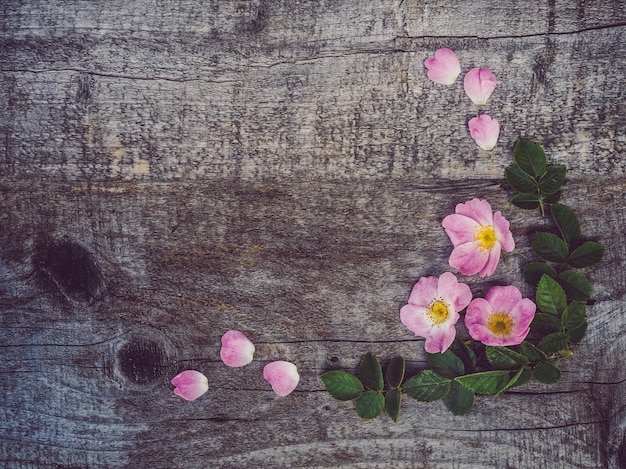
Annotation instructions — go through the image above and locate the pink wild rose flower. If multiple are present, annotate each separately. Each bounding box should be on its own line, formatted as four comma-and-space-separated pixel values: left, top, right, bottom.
465, 285, 536, 346
171, 370, 209, 401
442, 198, 515, 278
468, 114, 500, 150
220, 330, 255, 367
400, 272, 473, 354
464, 67, 497, 105
263, 361, 300, 397
424, 48, 462, 85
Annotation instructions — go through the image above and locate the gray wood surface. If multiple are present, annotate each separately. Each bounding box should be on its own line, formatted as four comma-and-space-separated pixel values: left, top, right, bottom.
1, 1, 625, 468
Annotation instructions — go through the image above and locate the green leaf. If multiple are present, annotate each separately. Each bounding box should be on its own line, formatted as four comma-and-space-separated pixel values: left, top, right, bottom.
505, 164, 538, 193
567, 319, 588, 344
496, 367, 525, 395
519, 341, 547, 363
455, 371, 511, 395
567, 241, 605, 268
355, 390, 384, 420
385, 356, 405, 388
510, 366, 533, 389
449, 338, 477, 373
543, 191, 562, 204
384, 389, 402, 423
550, 204, 581, 244
403, 370, 451, 402
359, 352, 384, 391
443, 381, 475, 416
538, 165, 566, 195
533, 361, 562, 385
426, 349, 465, 379
486, 346, 529, 370
530, 313, 562, 334
558, 270, 592, 301
537, 331, 568, 355
561, 301, 587, 329
536, 274, 567, 316
523, 262, 557, 286
511, 193, 541, 210
514, 137, 547, 177
531, 232, 569, 263
320, 371, 364, 401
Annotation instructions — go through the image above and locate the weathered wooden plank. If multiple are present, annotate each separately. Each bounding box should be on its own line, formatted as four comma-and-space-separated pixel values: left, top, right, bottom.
1, 0, 625, 468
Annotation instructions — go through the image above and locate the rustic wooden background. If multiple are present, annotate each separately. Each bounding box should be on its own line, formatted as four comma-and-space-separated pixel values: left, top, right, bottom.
1, 1, 625, 467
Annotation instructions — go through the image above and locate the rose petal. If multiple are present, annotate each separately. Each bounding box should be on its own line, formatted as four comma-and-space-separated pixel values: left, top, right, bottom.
454, 199, 494, 226
437, 271, 472, 312
423, 322, 458, 354
448, 242, 489, 276
493, 211, 515, 252
464, 67, 497, 105
442, 213, 479, 247
468, 114, 500, 151
400, 304, 432, 337
424, 48, 461, 85
484, 285, 523, 313
478, 241, 501, 278
263, 361, 299, 397
407, 275, 439, 308
171, 370, 209, 401
220, 330, 255, 367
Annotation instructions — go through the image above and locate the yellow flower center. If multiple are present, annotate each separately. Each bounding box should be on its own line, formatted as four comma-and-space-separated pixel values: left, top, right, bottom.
487, 312, 514, 337
474, 225, 496, 252
427, 299, 450, 326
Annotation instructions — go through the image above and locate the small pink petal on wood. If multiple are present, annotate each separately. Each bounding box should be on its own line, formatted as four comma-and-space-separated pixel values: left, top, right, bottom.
220, 330, 255, 367
468, 114, 500, 150
464, 67, 497, 105
171, 370, 208, 401
424, 48, 462, 85
263, 361, 299, 397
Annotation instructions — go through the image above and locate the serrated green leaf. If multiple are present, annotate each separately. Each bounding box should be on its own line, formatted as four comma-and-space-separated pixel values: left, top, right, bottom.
543, 191, 562, 204
505, 164, 538, 193
514, 138, 547, 177
403, 370, 451, 402
531, 232, 569, 263
496, 367, 525, 395
567, 319, 588, 344
320, 371, 364, 401
384, 389, 402, 423
530, 313, 562, 334
426, 349, 465, 379
512, 366, 533, 389
359, 352, 384, 391
523, 262, 557, 286
449, 338, 477, 373
567, 241, 605, 268
533, 361, 562, 385
443, 381, 475, 416
538, 165, 566, 195
561, 301, 587, 329
519, 341, 547, 363
536, 274, 567, 316
511, 193, 541, 210
550, 204, 581, 244
385, 356, 405, 389
355, 390, 384, 420
537, 331, 568, 355
558, 270, 592, 301
455, 371, 511, 395
486, 346, 529, 369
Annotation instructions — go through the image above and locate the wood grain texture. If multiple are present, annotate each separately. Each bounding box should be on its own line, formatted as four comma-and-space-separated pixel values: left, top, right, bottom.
1, 1, 625, 468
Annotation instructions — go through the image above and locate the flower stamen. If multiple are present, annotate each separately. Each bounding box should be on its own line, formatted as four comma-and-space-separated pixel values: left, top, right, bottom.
427, 299, 450, 326
474, 225, 496, 252
486, 312, 514, 337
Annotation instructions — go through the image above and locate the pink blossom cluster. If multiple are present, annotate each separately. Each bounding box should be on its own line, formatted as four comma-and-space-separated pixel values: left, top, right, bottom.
171, 330, 299, 401
400, 199, 535, 353
424, 48, 500, 150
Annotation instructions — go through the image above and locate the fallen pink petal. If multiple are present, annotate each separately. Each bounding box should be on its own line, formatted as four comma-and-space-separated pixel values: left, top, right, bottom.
424, 48, 462, 85
400, 272, 472, 354
464, 67, 497, 105
171, 370, 209, 401
468, 114, 500, 150
263, 361, 299, 397
465, 285, 536, 346
442, 198, 515, 278
220, 330, 255, 367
